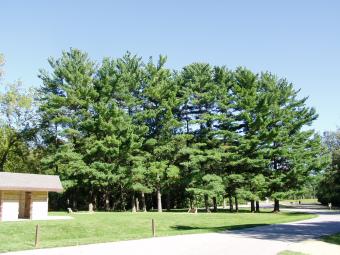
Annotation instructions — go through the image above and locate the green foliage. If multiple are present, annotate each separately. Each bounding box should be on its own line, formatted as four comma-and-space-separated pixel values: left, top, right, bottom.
321, 232, 340, 245
0, 49, 328, 212
278, 251, 308, 255
187, 174, 224, 197
0, 82, 38, 172
317, 130, 340, 205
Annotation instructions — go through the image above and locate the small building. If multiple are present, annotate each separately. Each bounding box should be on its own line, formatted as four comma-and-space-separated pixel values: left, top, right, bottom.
0, 172, 63, 221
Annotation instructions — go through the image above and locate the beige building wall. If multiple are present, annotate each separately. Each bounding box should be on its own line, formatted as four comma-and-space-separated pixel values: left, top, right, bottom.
0, 190, 49, 221
31, 191, 48, 220
1, 191, 20, 221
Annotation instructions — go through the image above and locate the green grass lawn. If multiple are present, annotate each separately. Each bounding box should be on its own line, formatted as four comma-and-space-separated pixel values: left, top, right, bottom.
280, 198, 318, 204
0, 210, 315, 252
321, 232, 340, 245
278, 251, 308, 255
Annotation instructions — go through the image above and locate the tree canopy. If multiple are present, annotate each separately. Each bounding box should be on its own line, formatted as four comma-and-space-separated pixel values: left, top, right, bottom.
0, 49, 329, 212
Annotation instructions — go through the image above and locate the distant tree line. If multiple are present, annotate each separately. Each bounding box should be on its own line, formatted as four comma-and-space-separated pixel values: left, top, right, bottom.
317, 130, 340, 206
0, 49, 330, 212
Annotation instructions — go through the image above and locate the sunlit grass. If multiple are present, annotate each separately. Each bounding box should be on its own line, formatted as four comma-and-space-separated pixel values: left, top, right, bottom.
321, 232, 340, 245
0, 210, 315, 252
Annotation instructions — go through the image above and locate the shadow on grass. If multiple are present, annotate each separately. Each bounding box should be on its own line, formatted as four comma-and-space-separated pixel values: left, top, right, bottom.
150, 208, 273, 213
321, 232, 340, 245
279, 204, 331, 210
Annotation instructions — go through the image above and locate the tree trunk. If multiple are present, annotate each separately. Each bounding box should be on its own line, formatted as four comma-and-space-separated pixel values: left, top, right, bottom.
166, 192, 171, 211
135, 197, 140, 211
105, 191, 110, 211
93, 196, 97, 211
223, 198, 226, 209
189, 197, 193, 209
212, 197, 217, 212
204, 194, 211, 212
120, 185, 126, 211
72, 199, 77, 211
141, 192, 147, 212
229, 195, 233, 212
157, 187, 162, 212
255, 200, 260, 213
273, 198, 280, 212
235, 196, 239, 212
89, 192, 95, 211
131, 192, 136, 212
250, 200, 255, 212
72, 188, 78, 211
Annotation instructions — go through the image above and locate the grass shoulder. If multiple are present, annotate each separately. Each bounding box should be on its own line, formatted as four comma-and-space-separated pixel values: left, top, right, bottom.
0, 210, 315, 253
278, 250, 308, 255
280, 198, 318, 204
321, 232, 340, 245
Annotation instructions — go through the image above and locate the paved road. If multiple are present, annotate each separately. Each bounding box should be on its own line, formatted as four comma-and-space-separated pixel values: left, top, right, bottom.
232, 211, 340, 242
2, 208, 340, 255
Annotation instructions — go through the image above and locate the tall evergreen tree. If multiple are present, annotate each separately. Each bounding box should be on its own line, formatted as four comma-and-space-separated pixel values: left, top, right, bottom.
259, 73, 327, 211
35, 49, 328, 212
140, 56, 182, 212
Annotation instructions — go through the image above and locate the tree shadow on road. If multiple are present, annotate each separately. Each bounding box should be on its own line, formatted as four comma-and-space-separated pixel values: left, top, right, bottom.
230, 220, 340, 242
171, 223, 268, 232
172, 220, 340, 242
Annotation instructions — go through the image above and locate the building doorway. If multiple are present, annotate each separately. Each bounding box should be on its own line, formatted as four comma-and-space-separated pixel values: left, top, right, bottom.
23, 192, 32, 219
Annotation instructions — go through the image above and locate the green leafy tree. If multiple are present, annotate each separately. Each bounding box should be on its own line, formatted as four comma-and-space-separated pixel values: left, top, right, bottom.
35, 49, 328, 213
0, 83, 37, 172
177, 63, 224, 212
226, 68, 270, 212
260, 74, 328, 211
140, 56, 182, 212
317, 130, 340, 205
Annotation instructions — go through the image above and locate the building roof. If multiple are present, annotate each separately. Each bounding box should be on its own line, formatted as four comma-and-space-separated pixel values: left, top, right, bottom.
0, 172, 63, 192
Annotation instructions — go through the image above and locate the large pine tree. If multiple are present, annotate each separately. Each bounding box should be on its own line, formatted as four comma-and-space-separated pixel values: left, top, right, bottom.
34, 49, 328, 212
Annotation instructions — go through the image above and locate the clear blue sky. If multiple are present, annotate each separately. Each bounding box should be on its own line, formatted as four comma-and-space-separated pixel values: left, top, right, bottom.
1, 0, 339, 133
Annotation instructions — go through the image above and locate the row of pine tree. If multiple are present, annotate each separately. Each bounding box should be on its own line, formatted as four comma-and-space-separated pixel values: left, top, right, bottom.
0, 49, 329, 212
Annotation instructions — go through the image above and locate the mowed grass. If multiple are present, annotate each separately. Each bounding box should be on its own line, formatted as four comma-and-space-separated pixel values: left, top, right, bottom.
321, 232, 340, 245
281, 198, 318, 204
0, 210, 315, 252
278, 251, 308, 255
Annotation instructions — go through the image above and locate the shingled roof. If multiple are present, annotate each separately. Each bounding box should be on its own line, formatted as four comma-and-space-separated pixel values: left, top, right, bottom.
0, 172, 63, 192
